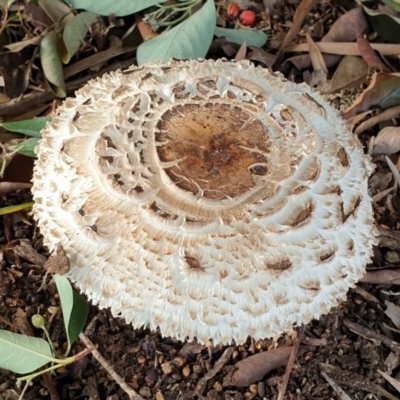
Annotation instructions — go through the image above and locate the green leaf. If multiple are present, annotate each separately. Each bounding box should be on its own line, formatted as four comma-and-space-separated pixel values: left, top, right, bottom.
0, 0, 17, 9
342, 73, 400, 119
381, 0, 400, 12
54, 275, 88, 355
62, 11, 98, 63
137, 0, 216, 65
11, 138, 39, 157
40, 31, 66, 97
0, 202, 34, 215
361, 3, 400, 43
0, 330, 53, 374
39, 0, 73, 27
65, 0, 166, 16
214, 27, 268, 47
0, 117, 50, 137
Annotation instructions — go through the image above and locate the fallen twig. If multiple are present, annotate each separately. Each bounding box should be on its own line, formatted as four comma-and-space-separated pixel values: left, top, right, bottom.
343, 319, 400, 355
285, 42, 400, 56
277, 326, 305, 400
195, 346, 234, 396
79, 333, 144, 400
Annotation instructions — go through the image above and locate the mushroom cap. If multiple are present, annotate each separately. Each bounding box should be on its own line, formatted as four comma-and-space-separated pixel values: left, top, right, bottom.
32, 59, 377, 345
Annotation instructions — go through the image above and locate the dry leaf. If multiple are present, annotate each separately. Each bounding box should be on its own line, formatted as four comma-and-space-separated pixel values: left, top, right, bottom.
354, 105, 400, 135
285, 42, 400, 56
342, 73, 400, 120
361, 269, 400, 285
223, 346, 306, 387
12, 308, 34, 336
321, 372, 352, 400
179, 342, 205, 358
247, 46, 277, 67
234, 41, 247, 61
320, 363, 398, 400
323, 7, 368, 42
13, 240, 47, 266
221, 42, 240, 57
357, 37, 390, 71
0, 48, 33, 98
284, 53, 340, 71
277, 0, 317, 54
44, 247, 70, 274
378, 370, 400, 394
0, 182, 32, 195
329, 55, 368, 93
306, 33, 327, 73
385, 301, 400, 330
282, 6, 367, 71
372, 127, 400, 155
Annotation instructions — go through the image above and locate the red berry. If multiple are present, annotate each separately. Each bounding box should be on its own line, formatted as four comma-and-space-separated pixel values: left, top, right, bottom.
240, 10, 256, 25
226, 2, 240, 19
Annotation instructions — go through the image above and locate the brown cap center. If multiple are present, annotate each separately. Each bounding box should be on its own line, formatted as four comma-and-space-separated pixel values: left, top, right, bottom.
156, 103, 271, 200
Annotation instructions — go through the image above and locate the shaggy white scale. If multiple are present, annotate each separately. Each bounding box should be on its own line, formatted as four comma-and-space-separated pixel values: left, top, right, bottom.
32, 59, 377, 345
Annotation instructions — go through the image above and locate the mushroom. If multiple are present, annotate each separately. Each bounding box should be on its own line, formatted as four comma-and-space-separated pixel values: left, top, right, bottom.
32, 59, 377, 345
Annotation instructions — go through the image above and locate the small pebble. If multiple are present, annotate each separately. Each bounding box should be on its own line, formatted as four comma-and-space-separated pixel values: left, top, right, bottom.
193, 365, 203, 374
155, 391, 164, 400
385, 251, 400, 263
182, 366, 191, 377
139, 386, 152, 398
161, 362, 172, 375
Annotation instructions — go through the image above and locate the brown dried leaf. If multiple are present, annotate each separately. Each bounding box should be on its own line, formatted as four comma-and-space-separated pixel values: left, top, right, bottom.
282, 7, 367, 71
342, 73, 400, 120
385, 301, 400, 330
0, 182, 32, 195
234, 41, 247, 61
13, 240, 47, 266
361, 269, 400, 285
320, 363, 398, 400
284, 53, 339, 71
221, 42, 240, 57
44, 247, 70, 274
306, 33, 327, 73
372, 127, 400, 155
0, 49, 32, 98
179, 342, 205, 358
247, 46, 277, 67
357, 37, 390, 71
321, 372, 352, 400
329, 55, 368, 93
24, 2, 52, 31
63, 45, 136, 79
323, 7, 368, 43
278, 0, 317, 52
223, 346, 305, 387
354, 105, 400, 135
378, 369, 400, 394
12, 308, 34, 336
346, 110, 372, 130
285, 42, 400, 56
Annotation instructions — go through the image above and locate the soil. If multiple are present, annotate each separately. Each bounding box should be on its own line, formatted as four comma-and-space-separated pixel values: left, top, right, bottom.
2, 1, 400, 399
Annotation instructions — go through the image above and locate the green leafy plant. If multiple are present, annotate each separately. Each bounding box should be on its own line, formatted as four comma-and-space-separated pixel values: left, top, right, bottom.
137, 0, 267, 64
0, 117, 49, 177
0, 275, 89, 385
64, 0, 268, 65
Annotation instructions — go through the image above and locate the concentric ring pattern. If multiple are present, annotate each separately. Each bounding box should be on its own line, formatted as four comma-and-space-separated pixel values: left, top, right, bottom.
32, 59, 377, 344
